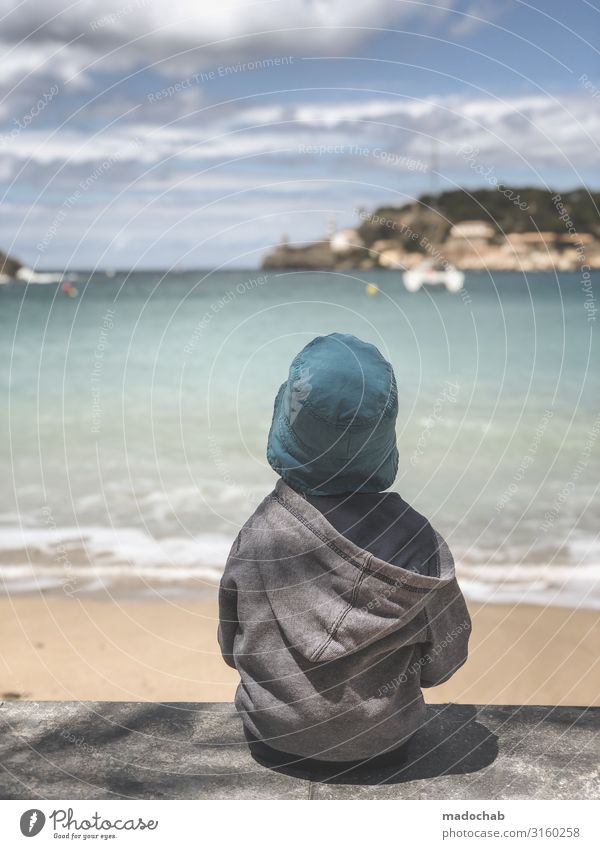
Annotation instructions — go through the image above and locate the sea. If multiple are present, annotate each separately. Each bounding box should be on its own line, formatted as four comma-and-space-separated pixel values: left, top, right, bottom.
1, 269, 598, 608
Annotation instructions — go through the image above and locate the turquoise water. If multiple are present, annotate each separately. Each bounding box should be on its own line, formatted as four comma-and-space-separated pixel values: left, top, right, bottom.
1, 269, 599, 606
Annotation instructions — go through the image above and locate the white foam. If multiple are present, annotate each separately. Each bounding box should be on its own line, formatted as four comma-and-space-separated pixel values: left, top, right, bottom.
0, 525, 234, 595
1, 524, 600, 609
457, 562, 600, 610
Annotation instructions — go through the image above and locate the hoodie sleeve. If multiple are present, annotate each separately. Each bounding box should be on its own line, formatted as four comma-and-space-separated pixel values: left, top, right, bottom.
419, 532, 471, 688
217, 560, 239, 670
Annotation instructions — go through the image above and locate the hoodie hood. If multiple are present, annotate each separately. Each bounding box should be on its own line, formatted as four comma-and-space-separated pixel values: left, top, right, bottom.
254, 480, 454, 663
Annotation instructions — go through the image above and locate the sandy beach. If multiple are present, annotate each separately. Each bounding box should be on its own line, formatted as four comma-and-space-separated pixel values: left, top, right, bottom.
0, 596, 598, 706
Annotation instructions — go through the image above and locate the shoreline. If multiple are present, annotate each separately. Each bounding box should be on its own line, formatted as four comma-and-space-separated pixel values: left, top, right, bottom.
2, 556, 600, 612
1, 596, 598, 706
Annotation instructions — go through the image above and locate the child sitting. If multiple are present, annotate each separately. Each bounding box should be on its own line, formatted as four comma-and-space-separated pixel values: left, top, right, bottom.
218, 333, 470, 764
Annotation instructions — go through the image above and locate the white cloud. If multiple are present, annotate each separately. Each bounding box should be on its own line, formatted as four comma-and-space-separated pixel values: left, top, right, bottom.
3, 92, 598, 172
0, 0, 465, 86
290, 94, 600, 166
294, 98, 437, 128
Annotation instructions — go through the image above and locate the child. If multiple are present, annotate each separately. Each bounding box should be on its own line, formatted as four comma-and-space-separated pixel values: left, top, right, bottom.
218, 332, 471, 765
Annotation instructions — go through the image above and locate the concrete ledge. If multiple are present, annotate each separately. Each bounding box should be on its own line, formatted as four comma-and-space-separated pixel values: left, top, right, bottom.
0, 702, 598, 800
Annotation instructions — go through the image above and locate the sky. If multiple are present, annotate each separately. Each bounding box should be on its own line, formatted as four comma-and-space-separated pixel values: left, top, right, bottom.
0, 0, 599, 269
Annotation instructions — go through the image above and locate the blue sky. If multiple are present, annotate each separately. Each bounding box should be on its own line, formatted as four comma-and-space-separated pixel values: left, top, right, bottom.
1, 0, 599, 269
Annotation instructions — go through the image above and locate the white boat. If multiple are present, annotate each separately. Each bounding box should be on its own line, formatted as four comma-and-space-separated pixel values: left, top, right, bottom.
0, 269, 60, 284
15, 267, 66, 284
403, 260, 464, 292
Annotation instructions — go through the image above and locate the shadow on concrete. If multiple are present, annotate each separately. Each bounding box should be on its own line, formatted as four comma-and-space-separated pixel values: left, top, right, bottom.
247, 704, 499, 785
0, 701, 504, 797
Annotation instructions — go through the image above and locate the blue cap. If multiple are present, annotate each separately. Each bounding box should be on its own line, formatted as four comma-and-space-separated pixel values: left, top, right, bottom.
267, 333, 398, 495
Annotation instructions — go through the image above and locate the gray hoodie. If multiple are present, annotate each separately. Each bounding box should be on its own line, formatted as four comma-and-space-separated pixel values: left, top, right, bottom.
218, 479, 471, 762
